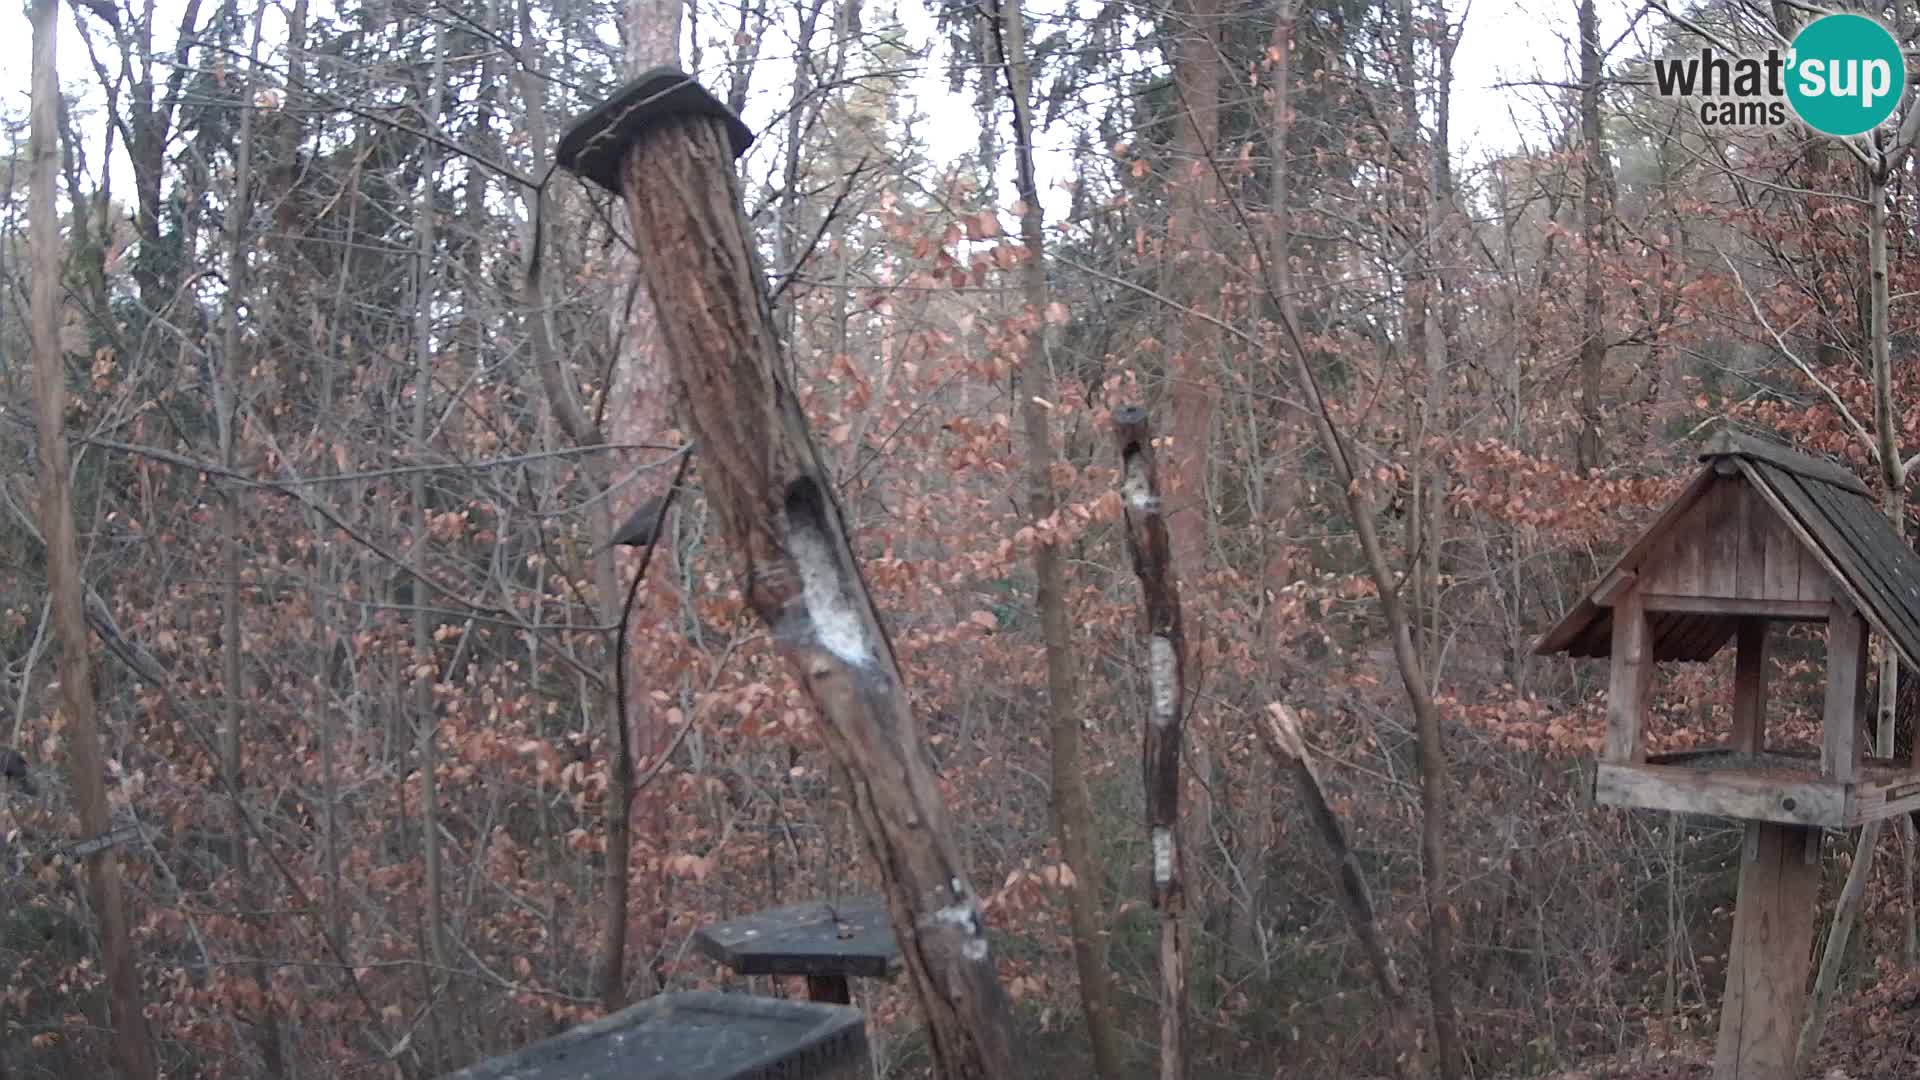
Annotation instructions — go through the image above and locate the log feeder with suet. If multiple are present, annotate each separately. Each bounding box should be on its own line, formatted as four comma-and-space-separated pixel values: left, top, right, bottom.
555, 69, 1015, 1077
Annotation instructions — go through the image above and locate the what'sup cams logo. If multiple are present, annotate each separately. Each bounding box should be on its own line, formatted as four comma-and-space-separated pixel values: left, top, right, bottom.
1651, 13, 1908, 136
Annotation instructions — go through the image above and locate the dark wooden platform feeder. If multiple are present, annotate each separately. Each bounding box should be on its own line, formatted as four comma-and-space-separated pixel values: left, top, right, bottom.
693, 897, 902, 1005
1537, 430, 1920, 1080
438, 991, 868, 1080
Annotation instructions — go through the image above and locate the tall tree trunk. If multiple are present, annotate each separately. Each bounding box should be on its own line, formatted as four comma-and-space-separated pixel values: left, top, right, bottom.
410, 25, 452, 1064
214, 15, 284, 1074
597, 0, 686, 1005
1574, 0, 1610, 472
1167, 0, 1220, 974
1231, 0, 1305, 973
1802, 137, 1919, 1062
29, 2, 157, 1074
991, 1, 1122, 1075
1262, 219, 1464, 1080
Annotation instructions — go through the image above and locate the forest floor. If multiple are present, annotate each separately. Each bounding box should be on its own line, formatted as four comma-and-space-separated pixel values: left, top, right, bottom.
1537, 969, 1920, 1079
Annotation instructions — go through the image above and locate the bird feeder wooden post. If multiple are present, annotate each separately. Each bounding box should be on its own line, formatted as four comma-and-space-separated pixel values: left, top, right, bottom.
1537, 430, 1920, 1080
555, 70, 1014, 1078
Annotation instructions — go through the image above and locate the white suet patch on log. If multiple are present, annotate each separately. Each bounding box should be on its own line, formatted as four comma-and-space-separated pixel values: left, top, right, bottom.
1151, 826, 1174, 886
1123, 456, 1159, 513
1149, 635, 1177, 726
786, 506, 874, 669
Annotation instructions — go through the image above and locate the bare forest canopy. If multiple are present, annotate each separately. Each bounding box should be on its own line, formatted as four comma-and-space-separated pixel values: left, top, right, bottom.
6, 0, 1920, 1077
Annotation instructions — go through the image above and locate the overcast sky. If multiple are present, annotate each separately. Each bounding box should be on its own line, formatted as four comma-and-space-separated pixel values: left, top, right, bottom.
0, 0, 1619, 219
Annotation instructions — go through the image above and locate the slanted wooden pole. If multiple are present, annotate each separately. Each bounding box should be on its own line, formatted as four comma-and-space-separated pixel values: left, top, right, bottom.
1714, 822, 1820, 1080
1111, 406, 1189, 1080
556, 70, 1013, 1078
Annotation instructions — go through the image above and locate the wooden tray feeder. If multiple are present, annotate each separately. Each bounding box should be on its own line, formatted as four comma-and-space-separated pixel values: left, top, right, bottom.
437, 991, 868, 1080
1537, 430, 1920, 1080
693, 896, 902, 1005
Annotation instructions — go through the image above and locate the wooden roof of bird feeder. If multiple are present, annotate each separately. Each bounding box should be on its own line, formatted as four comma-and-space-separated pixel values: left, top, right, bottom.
1537, 429, 1920, 1080
1536, 428, 1920, 827
437, 991, 868, 1080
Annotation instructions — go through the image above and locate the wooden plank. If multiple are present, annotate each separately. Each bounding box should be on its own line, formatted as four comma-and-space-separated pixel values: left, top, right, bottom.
1705, 479, 1741, 598
1605, 591, 1653, 763
1640, 596, 1830, 619
1759, 496, 1806, 601
1846, 772, 1920, 825
1593, 569, 1637, 607
1821, 604, 1866, 783
1713, 822, 1821, 1080
1733, 483, 1767, 600
1594, 762, 1847, 827
1731, 619, 1767, 754
1739, 461, 1876, 629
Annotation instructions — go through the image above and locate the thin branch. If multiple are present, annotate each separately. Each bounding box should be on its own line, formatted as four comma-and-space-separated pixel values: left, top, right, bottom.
1718, 250, 1876, 455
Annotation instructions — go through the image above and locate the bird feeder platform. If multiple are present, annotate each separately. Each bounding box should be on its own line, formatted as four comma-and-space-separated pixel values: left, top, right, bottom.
693, 896, 901, 1005
1537, 429, 1920, 1080
437, 991, 868, 1080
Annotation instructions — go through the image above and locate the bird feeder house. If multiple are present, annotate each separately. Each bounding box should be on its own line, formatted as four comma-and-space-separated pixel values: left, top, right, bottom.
1537, 430, 1920, 1080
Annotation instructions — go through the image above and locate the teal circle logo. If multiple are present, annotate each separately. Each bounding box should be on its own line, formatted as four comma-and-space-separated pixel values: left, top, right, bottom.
1786, 14, 1906, 137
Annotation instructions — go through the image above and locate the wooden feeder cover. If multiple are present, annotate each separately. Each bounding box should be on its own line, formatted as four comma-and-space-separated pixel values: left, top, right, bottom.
437, 991, 868, 1080
693, 897, 902, 981
555, 67, 754, 194
1535, 428, 1920, 829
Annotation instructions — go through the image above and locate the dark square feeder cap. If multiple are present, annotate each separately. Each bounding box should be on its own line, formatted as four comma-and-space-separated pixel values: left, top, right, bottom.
557, 67, 754, 194
694, 896, 902, 980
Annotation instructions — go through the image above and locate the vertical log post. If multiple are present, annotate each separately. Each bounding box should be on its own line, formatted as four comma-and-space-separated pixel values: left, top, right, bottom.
1111, 405, 1189, 1080
1821, 603, 1866, 783
1714, 822, 1821, 1080
555, 70, 1013, 1078
1604, 589, 1651, 764
1730, 618, 1767, 755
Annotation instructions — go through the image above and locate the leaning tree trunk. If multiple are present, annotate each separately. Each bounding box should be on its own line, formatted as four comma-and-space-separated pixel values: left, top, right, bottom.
30, 1, 157, 1075
563, 80, 1015, 1077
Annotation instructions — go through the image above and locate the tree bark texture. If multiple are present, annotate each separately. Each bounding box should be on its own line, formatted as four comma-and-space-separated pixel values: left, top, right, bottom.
1166, 0, 1221, 978
30, 1, 158, 1074
613, 114, 1014, 1078
1574, 0, 1610, 473
601, 0, 687, 1007
1113, 406, 1190, 1080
